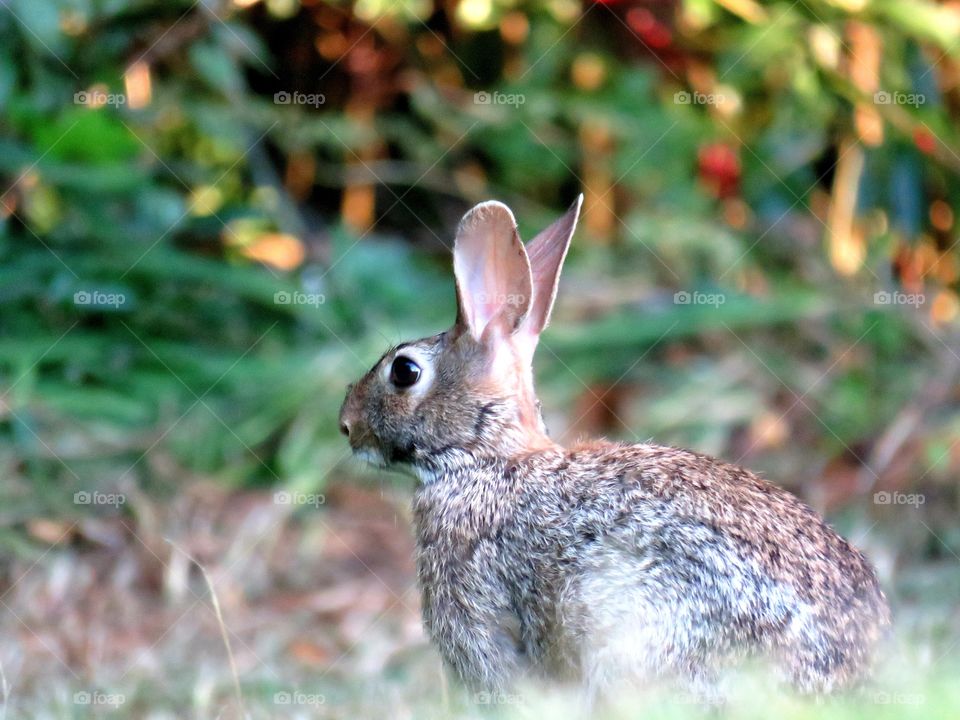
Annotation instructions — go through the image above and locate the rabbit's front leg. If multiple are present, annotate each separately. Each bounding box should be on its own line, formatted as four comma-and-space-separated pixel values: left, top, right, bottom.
431, 593, 527, 694
420, 551, 527, 694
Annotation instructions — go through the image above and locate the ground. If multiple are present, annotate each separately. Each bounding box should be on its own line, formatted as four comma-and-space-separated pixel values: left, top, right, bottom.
1, 476, 958, 719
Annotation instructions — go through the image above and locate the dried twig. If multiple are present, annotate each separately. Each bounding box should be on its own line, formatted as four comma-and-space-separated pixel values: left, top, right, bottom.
166, 539, 246, 719
858, 324, 960, 493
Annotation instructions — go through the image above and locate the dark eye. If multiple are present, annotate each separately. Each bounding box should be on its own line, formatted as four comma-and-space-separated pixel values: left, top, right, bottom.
390, 356, 421, 388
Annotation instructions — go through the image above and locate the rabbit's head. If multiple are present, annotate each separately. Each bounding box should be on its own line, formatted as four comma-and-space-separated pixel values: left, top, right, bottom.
339, 197, 582, 480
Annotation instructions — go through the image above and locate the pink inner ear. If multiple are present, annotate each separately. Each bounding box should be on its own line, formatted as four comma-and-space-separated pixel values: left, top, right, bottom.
527, 237, 567, 326
453, 201, 533, 339
522, 195, 582, 337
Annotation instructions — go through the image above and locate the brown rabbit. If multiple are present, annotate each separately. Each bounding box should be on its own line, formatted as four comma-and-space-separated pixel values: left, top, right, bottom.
339, 197, 890, 701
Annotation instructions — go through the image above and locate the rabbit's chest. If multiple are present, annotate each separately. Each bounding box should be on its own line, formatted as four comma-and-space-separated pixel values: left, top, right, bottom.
416, 535, 569, 675
414, 509, 541, 614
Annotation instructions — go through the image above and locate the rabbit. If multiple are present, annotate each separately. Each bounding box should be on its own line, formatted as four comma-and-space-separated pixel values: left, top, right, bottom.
338, 196, 890, 703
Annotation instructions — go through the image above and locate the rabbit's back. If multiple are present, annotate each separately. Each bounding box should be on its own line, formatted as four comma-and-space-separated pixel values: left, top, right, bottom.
550, 442, 889, 692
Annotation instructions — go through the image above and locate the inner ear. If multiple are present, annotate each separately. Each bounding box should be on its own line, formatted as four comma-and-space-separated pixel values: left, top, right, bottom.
521, 194, 582, 339
453, 201, 533, 340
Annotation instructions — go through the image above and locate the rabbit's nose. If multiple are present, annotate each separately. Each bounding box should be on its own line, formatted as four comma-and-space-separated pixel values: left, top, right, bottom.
339, 419, 351, 437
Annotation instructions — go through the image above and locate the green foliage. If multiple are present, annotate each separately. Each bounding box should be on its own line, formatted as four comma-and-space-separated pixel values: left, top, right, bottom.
0, 0, 957, 524
2, 5, 960, 718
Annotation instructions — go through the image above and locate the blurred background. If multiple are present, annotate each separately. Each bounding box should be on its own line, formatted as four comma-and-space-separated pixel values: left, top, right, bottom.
1, 0, 959, 717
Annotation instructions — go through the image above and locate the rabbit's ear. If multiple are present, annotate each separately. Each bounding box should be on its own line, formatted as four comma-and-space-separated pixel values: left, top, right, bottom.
453, 201, 533, 341
520, 194, 582, 339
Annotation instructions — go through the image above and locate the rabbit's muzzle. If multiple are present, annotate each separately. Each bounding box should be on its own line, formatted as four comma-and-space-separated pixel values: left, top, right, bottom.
339, 378, 392, 469
338, 383, 371, 450
338, 383, 356, 438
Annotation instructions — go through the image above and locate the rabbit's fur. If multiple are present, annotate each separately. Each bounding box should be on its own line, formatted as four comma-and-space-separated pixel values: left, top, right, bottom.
339, 197, 890, 700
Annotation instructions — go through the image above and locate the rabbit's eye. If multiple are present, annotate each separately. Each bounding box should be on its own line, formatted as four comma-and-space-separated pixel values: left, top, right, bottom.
390, 356, 421, 389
